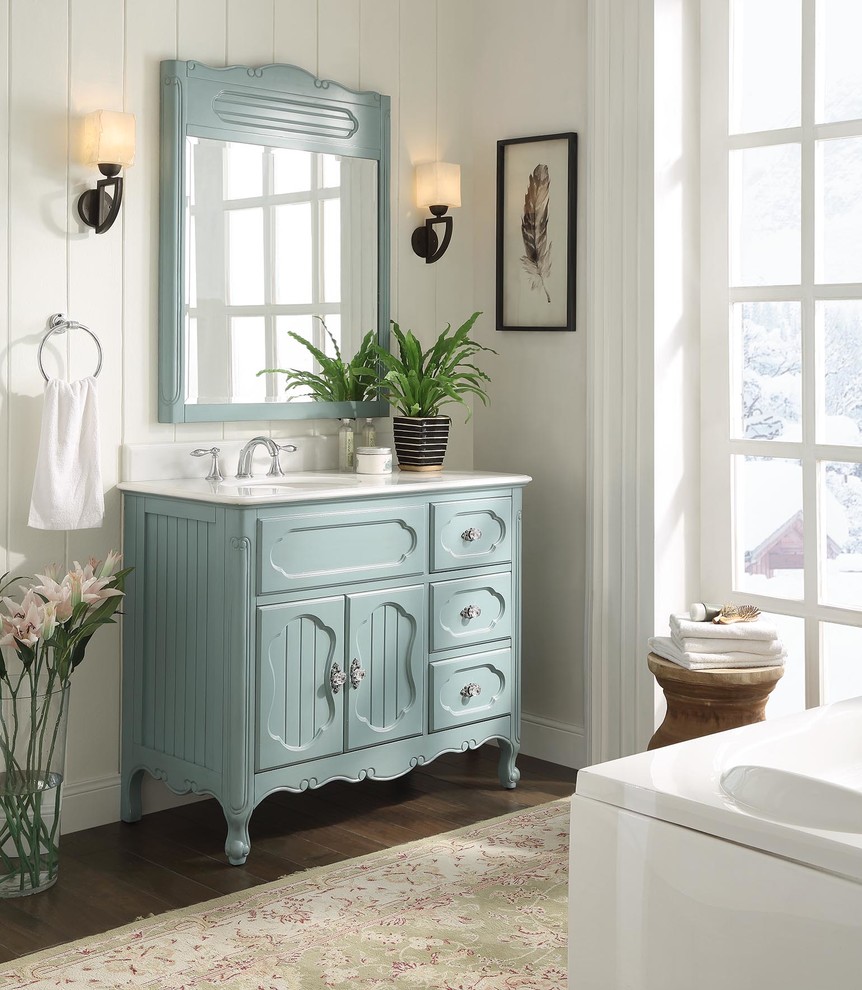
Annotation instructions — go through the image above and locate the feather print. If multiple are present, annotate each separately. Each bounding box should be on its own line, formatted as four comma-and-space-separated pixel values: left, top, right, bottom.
520, 164, 552, 303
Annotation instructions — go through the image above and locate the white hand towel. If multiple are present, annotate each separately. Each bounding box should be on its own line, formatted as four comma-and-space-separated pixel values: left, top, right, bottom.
672, 635, 784, 657
649, 637, 786, 670
670, 613, 778, 642
28, 376, 104, 530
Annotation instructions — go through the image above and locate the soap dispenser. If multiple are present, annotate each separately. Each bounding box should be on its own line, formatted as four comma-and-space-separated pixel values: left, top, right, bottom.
360, 417, 376, 447
338, 419, 355, 472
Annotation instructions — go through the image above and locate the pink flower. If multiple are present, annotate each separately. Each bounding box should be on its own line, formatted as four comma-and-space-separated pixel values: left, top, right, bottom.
67, 561, 124, 605
32, 560, 123, 622
32, 572, 74, 622
0, 589, 46, 648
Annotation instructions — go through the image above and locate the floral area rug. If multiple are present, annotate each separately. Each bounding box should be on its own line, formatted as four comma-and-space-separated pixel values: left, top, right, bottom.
0, 799, 569, 989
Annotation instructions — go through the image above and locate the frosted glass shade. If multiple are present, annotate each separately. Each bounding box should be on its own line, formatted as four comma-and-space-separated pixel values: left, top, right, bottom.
415, 162, 460, 209
82, 110, 136, 168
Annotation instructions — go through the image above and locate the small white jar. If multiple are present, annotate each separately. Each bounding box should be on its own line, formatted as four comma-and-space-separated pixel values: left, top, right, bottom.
355, 446, 393, 475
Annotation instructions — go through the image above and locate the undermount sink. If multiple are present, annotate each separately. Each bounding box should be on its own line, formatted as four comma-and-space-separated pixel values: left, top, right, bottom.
218, 474, 361, 489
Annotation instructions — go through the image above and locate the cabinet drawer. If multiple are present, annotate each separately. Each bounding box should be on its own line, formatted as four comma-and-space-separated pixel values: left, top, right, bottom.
431, 497, 512, 572
429, 647, 512, 731
259, 503, 427, 595
430, 572, 512, 652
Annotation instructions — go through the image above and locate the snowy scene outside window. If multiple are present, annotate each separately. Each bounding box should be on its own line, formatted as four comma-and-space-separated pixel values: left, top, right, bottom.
703, 0, 862, 715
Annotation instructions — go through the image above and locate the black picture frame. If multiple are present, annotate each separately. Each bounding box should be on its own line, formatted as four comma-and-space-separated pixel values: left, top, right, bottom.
496, 132, 578, 332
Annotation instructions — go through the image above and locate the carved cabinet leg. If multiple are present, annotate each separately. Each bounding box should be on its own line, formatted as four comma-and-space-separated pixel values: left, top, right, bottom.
497, 738, 520, 789
121, 767, 144, 823
223, 806, 253, 866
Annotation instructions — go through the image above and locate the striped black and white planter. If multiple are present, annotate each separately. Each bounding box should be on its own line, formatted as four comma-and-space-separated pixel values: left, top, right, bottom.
392, 416, 451, 472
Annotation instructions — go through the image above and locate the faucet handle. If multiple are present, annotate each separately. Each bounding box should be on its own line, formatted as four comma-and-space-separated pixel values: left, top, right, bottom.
266, 443, 298, 478
191, 447, 224, 483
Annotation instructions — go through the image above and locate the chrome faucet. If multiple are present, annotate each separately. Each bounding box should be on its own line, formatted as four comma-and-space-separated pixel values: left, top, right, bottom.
236, 436, 298, 479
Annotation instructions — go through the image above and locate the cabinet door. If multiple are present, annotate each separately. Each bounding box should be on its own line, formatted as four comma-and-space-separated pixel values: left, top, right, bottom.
346, 585, 425, 751
257, 597, 345, 771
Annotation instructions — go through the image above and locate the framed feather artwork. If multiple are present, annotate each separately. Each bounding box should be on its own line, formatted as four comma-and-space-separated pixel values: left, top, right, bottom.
496, 132, 577, 332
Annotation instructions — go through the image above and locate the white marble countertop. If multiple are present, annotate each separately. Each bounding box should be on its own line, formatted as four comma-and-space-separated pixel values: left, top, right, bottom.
117, 469, 532, 505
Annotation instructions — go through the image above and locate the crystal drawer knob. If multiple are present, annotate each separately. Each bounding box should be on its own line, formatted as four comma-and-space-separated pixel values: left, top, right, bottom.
350, 658, 366, 690
330, 663, 347, 694
460, 604, 482, 620
460, 682, 482, 699
461, 527, 482, 542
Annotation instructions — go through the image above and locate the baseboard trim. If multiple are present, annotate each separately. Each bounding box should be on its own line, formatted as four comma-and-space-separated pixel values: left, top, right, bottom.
61, 773, 208, 834
62, 774, 121, 834
521, 711, 587, 769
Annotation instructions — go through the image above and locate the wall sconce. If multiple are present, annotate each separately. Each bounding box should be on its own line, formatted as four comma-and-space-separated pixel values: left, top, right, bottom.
77, 110, 136, 234
411, 162, 461, 264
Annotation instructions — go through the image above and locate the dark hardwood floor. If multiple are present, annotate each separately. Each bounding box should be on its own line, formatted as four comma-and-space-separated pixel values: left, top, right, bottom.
0, 747, 575, 964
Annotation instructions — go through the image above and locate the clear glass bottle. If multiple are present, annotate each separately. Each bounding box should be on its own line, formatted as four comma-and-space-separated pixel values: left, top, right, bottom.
338, 419, 355, 472
360, 417, 377, 447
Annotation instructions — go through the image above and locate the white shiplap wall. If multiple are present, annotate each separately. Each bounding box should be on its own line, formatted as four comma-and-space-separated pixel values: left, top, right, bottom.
0, 0, 475, 831
470, 0, 589, 769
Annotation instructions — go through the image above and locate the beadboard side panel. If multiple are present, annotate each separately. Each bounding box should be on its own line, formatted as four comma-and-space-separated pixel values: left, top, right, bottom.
123, 496, 226, 778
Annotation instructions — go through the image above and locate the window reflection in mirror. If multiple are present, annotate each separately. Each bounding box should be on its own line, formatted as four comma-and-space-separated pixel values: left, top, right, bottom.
184, 137, 378, 405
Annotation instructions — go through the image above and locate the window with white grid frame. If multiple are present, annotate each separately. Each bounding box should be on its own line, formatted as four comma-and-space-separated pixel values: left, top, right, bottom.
186, 139, 344, 404
701, 0, 862, 717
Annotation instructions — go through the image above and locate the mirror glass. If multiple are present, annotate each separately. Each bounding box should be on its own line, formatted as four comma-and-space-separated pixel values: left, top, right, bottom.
185, 137, 378, 405
158, 60, 390, 423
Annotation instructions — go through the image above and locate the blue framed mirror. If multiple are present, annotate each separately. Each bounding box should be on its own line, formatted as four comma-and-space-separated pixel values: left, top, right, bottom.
158, 60, 391, 423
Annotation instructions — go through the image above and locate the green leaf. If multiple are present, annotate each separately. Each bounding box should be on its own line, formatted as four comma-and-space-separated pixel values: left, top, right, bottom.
370, 312, 493, 420
258, 325, 380, 402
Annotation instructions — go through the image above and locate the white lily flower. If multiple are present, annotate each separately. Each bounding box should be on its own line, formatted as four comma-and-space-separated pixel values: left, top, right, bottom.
40, 562, 62, 583
32, 574, 74, 622
66, 561, 123, 606
1, 552, 128, 680
69, 573, 83, 609
0, 594, 44, 648
41, 601, 57, 641
96, 550, 123, 579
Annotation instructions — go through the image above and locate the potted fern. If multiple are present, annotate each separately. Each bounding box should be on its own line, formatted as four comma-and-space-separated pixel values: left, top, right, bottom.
257, 320, 378, 402
373, 312, 495, 471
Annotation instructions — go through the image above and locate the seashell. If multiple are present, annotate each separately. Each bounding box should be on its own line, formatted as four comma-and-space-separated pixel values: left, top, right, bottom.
713, 603, 761, 624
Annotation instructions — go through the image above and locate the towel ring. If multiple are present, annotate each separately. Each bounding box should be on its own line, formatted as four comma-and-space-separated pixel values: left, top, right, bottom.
38, 313, 103, 382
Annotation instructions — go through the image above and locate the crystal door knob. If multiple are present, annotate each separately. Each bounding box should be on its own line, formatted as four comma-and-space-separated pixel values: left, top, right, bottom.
460, 683, 482, 698
330, 663, 347, 694
461, 527, 482, 542
350, 658, 366, 690
460, 604, 482, 620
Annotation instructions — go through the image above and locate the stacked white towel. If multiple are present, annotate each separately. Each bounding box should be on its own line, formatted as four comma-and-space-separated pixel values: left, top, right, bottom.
649, 612, 786, 670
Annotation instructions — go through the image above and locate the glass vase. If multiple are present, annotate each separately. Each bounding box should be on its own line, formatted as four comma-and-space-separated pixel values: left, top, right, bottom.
0, 685, 69, 896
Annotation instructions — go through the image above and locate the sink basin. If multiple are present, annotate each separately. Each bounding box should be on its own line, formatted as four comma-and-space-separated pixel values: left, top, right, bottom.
720, 764, 862, 832
218, 474, 361, 489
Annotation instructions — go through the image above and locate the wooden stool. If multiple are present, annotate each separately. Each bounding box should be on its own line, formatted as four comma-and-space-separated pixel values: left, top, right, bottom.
647, 652, 784, 750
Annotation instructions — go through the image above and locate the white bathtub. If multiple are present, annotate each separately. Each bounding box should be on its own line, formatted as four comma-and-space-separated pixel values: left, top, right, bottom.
569, 698, 862, 990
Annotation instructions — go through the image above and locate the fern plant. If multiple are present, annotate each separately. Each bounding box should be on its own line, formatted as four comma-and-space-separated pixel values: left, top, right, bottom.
372, 312, 495, 421
257, 319, 378, 402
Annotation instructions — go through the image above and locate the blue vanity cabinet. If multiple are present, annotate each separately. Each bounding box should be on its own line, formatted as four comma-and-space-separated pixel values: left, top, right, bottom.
120, 481, 524, 865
